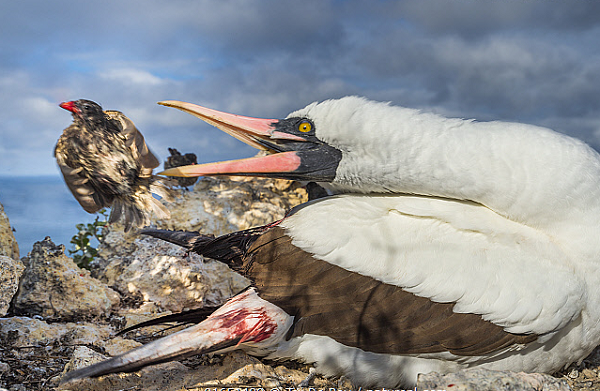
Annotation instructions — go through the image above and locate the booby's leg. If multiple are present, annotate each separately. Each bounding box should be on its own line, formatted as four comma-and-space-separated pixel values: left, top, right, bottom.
297, 367, 316, 387
60, 288, 293, 384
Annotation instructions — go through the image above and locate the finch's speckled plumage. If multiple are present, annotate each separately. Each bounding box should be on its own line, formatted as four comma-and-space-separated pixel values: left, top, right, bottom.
55, 99, 172, 230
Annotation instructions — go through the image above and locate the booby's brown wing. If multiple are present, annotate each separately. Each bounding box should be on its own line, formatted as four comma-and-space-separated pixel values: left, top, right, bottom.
245, 227, 537, 356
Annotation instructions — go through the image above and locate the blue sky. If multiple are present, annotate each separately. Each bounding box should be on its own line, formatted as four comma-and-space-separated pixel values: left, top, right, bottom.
1, 0, 600, 177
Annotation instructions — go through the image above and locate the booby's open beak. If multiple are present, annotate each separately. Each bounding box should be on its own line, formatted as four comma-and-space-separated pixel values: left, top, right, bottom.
157, 101, 341, 182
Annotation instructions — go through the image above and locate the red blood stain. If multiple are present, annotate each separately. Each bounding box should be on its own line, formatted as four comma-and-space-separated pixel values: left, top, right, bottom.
213, 308, 277, 343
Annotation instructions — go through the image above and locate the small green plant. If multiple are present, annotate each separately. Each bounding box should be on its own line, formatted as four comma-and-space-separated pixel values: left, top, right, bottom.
69, 208, 109, 269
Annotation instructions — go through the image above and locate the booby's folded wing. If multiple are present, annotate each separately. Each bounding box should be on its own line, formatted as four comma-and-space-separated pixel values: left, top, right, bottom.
141, 194, 580, 356
279, 194, 584, 337
245, 227, 537, 357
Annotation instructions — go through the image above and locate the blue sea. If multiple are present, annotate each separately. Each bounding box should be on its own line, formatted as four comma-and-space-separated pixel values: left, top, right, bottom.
0, 176, 97, 256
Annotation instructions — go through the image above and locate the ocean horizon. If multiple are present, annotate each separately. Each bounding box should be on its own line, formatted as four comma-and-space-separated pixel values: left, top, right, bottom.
0, 175, 98, 257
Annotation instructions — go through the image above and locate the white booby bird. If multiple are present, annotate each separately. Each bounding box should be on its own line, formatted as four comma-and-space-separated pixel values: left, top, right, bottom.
62, 97, 600, 387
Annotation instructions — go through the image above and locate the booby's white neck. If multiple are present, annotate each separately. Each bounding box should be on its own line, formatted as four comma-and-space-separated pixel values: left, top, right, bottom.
292, 97, 600, 231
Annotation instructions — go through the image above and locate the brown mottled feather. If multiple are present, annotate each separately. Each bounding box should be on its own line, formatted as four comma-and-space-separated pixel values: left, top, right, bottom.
55, 100, 173, 230
105, 110, 160, 176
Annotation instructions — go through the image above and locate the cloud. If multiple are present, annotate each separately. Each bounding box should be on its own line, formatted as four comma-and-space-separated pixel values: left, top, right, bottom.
392, 0, 600, 38
99, 68, 165, 86
1, 0, 600, 177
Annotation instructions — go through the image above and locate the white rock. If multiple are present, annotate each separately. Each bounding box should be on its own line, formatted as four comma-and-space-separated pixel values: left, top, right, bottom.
154, 177, 308, 235
0, 201, 19, 260
99, 235, 250, 312
0, 255, 24, 316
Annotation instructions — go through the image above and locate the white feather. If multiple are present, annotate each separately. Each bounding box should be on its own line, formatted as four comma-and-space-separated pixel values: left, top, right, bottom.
290, 97, 600, 235
269, 334, 462, 387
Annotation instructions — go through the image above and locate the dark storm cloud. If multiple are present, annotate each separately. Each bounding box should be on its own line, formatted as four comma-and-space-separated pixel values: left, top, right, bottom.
393, 0, 600, 37
339, 1, 600, 143
1, 0, 599, 175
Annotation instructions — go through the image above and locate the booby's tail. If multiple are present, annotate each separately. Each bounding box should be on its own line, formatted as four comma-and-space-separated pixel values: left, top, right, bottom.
60, 288, 293, 384
140, 227, 205, 249
141, 225, 270, 266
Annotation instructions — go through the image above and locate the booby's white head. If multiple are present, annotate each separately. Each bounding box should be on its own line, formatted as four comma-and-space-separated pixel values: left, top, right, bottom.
158, 96, 442, 191
158, 96, 600, 227
284, 96, 438, 193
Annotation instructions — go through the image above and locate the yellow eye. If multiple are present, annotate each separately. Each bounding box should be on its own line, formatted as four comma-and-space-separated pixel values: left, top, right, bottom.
298, 121, 312, 133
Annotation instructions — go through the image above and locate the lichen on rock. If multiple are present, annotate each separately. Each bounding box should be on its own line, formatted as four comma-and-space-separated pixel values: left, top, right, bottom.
153, 176, 308, 235
0, 317, 113, 351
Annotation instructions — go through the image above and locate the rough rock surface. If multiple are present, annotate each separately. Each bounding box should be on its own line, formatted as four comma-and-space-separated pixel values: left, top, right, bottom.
0, 316, 114, 388
153, 176, 308, 236
418, 368, 571, 391
0, 256, 24, 316
12, 238, 120, 320
0, 201, 19, 259
0, 317, 113, 353
59, 350, 348, 391
97, 233, 250, 312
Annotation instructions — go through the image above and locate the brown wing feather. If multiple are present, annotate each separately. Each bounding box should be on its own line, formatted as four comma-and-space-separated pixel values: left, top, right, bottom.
244, 227, 537, 356
54, 126, 108, 213
105, 110, 159, 175
55, 162, 104, 213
